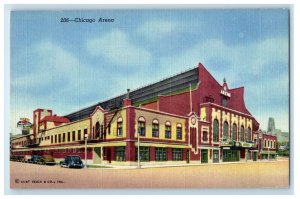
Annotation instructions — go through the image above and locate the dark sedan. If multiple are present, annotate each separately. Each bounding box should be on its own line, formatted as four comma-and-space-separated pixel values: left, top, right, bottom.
60, 155, 84, 168
30, 155, 42, 164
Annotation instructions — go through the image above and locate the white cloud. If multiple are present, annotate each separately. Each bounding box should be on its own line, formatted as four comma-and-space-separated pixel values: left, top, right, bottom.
86, 29, 151, 67
137, 19, 179, 41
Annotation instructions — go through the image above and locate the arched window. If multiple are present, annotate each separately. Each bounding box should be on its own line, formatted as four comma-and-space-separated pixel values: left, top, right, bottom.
213, 119, 219, 142
247, 127, 251, 141
152, 119, 159, 137
223, 121, 229, 139
138, 117, 146, 136
264, 139, 267, 148
117, 117, 123, 137
165, 121, 171, 139
176, 123, 182, 140
240, 125, 244, 142
95, 122, 100, 138
232, 123, 237, 141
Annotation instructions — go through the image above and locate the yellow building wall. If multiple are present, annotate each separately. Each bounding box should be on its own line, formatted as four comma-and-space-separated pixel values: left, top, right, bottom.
135, 109, 186, 142
39, 118, 90, 146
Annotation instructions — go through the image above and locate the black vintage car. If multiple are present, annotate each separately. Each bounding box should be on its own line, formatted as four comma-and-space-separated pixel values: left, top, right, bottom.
60, 155, 84, 168
30, 155, 42, 164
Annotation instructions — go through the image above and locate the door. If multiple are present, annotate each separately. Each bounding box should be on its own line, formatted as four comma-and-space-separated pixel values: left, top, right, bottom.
186, 150, 190, 163
93, 147, 101, 164
107, 148, 111, 163
213, 150, 219, 163
201, 149, 208, 163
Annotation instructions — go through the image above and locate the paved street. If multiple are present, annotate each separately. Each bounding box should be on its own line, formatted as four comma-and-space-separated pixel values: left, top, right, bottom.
10, 160, 289, 189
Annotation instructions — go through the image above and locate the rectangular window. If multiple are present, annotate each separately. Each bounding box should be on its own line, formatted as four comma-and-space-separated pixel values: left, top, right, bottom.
84, 129, 88, 139
55, 135, 57, 143
51, 135, 53, 144
172, 148, 183, 161
203, 131, 208, 142
115, 147, 126, 161
58, 134, 61, 143
136, 146, 150, 161
176, 127, 182, 140
73, 148, 76, 153
165, 125, 171, 138
138, 122, 145, 136
72, 131, 76, 141
78, 130, 81, 140
67, 132, 70, 142
117, 122, 123, 137
63, 133, 66, 142
155, 147, 167, 161
152, 123, 159, 137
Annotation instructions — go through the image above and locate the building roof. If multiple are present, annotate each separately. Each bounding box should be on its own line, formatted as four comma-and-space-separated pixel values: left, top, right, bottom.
64, 67, 199, 122
40, 116, 70, 123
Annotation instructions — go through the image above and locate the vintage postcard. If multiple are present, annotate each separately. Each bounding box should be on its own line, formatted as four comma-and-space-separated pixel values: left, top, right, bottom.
9, 7, 290, 190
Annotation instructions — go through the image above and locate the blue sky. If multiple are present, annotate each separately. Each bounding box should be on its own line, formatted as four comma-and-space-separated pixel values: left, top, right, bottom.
10, 9, 289, 134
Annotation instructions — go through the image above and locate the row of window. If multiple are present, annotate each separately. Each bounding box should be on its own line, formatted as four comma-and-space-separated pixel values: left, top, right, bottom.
213, 119, 252, 142
49, 129, 88, 144
264, 140, 276, 149
137, 117, 183, 140
115, 147, 184, 162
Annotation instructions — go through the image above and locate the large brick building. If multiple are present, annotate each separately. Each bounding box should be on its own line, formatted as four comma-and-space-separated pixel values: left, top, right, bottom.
10, 63, 277, 165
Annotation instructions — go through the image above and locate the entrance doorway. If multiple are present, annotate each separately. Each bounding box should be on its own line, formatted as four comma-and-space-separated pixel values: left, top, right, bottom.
201, 149, 208, 163
223, 150, 240, 162
213, 150, 219, 163
93, 147, 101, 164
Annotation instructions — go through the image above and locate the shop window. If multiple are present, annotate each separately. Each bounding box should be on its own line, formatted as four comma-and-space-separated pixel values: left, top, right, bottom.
152, 119, 159, 137
172, 148, 183, 161
176, 124, 182, 140
203, 131, 208, 142
223, 121, 229, 139
138, 117, 146, 136
136, 146, 149, 161
240, 125, 244, 142
155, 147, 167, 161
165, 122, 171, 139
115, 146, 126, 161
232, 123, 237, 141
78, 130, 81, 140
117, 117, 123, 137
213, 119, 219, 142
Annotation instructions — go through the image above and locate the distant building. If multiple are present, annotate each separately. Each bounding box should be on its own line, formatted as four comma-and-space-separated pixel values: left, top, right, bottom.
267, 117, 276, 135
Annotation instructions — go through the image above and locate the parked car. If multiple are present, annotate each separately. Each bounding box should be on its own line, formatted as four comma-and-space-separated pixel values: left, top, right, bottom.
30, 155, 42, 164
10, 155, 17, 161
60, 155, 84, 168
16, 155, 24, 162
22, 155, 32, 163
37, 155, 56, 165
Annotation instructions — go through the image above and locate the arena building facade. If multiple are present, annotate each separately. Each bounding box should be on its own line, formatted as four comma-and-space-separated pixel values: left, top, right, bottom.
11, 63, 277, 165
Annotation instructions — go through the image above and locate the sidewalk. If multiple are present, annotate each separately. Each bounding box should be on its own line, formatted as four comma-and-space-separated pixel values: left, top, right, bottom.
87, 158, 289, 170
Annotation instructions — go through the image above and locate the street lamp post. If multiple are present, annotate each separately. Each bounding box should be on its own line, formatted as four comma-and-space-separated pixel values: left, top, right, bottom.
84, 133, 88, 169
137, 131, 141, 169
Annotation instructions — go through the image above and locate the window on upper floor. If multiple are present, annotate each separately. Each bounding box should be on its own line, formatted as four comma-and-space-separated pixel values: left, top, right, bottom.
247, 127, 252, 142
165, 121, 171, 139
176, 123, 182, 140
213, 119, 219, 142
232, 123, 237, 141
203, 131, 208, 142
152, 119, 159, 137
78, 130, 81, 140
223, 121, 229, 139
138, 117, 146, 136
117, 117, 123, 137
240, 125, 245, 142
72, 131, 76, 141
